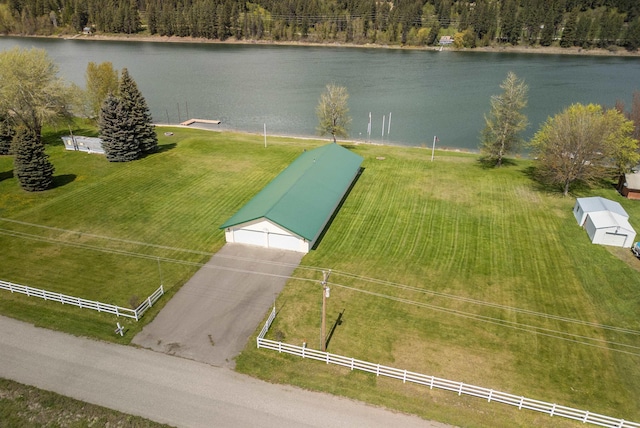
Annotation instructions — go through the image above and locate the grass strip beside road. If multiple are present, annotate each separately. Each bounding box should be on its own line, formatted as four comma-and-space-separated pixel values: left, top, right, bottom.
0, 377, 173, 428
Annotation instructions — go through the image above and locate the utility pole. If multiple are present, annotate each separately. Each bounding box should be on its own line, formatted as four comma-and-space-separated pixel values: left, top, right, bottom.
320, 270, 331, 351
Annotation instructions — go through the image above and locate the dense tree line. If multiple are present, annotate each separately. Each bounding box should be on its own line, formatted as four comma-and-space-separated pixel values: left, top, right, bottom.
1, 0, 639, 49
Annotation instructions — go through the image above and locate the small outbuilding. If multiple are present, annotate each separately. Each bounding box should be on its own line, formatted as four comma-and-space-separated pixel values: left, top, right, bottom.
220, 143, 363, 253
618, 172, 640, 200
573, 197, 636, 248
583, 210, 636, 248
61, 136, 104, 154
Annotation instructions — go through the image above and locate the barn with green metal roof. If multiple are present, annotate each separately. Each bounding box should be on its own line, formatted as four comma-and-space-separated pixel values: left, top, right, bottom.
220, 143, 363, 253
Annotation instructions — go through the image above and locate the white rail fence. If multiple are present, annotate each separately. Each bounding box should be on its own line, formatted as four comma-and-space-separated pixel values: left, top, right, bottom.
257, 306, 639, 428
0, 279, 164, 321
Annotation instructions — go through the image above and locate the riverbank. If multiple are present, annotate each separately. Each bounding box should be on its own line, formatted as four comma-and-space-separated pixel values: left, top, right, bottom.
8, 32, 640, 58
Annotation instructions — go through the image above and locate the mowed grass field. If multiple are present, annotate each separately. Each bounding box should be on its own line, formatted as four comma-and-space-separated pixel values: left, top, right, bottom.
1, 125, 639, 427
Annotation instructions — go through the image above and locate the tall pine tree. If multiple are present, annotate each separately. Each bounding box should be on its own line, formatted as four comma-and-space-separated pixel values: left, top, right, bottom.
12, 126, 54, 191
99, 94, 140, 162
119, 68, 158, 154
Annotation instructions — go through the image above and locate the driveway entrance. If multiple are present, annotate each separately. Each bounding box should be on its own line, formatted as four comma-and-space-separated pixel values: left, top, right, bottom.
132, 244, 303, 367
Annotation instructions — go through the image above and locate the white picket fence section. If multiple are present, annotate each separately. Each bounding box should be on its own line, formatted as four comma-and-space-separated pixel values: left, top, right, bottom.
257, 306, 639, 428
0, 279, 164, 321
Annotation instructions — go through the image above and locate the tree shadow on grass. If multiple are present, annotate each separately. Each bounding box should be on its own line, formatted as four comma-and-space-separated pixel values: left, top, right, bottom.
138, 143, 177, 159
0, 169, 13, 182
157, 143, 176, 154
476, 156, 519, 170
53, 174, 76, 188
522, 165, 621, 198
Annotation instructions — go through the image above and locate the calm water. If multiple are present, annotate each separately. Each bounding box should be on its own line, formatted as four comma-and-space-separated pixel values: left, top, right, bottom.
2, 37, 639, 150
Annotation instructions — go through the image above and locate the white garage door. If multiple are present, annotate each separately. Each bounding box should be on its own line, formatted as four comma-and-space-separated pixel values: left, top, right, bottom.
602, 232, 627, 247
268, 233, 301, 251
234, 229, 266, 247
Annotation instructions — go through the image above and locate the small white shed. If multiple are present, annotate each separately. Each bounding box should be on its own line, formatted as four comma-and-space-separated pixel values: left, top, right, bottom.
573, 197, 628, 227
584, 210, 636, 248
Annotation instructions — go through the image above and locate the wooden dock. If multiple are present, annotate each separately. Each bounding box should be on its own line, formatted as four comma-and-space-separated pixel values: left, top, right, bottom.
180, 118, 221, 126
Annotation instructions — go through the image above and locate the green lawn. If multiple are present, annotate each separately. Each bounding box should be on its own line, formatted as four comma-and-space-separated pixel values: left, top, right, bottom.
1, 125, 638, 427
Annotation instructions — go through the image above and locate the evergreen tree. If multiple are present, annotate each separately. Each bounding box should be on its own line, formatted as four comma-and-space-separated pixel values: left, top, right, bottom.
560, 9, 578, 47
540, 11, 555, 46
575, 14, 593, 47
119, 68, 158, 154
500, 0, 520, 45
480, 72, 529, 167
99, 94, 139, 162
623, 16, 640, 51
12, 126, 54, 191
0, 114, 14, 155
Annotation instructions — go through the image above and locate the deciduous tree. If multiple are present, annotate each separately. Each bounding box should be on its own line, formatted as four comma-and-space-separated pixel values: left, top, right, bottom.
0, 47, 69, 139
11, 126, 54, 191
0, 114, 14, 155
85, 61, 119, 119
529, 103, 638, 196
316, 84, 351, 143
480, 72, 528, 167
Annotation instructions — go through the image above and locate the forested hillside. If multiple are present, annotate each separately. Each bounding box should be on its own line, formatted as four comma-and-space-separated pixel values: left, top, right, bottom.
1, 0, 639, 50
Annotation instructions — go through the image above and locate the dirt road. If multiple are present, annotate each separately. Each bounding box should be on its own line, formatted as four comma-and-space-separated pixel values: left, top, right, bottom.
0, 315, 452, 428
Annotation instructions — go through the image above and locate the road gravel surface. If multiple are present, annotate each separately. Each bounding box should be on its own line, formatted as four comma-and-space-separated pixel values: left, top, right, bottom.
0, 315, 452, 428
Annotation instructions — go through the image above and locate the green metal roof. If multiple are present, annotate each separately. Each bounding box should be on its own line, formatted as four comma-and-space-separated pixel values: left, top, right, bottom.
220, 143, 363, 242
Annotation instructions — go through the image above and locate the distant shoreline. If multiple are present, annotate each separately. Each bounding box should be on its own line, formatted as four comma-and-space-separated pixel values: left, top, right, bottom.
5, 33, 640, 58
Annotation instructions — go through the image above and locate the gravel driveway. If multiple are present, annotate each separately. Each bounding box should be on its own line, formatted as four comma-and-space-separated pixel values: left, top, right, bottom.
132, 244, 304, 367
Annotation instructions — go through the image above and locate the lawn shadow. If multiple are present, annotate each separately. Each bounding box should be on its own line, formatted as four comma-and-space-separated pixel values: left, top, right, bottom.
476, 156, 519, 169
157, 143, 177, 153
53, 174, 76, 188
521, 165, 618, 197
324, 309, 345, 351
138, 143, 177, 159
0, 169, 13, 182
311, 167, 365, 251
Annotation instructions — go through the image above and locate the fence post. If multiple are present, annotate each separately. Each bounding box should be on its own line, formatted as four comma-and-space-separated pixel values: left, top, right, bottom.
488, 389, 493, 403
403, 370, 407, 383
550, 403, 556, 417
458, 383, 463, 396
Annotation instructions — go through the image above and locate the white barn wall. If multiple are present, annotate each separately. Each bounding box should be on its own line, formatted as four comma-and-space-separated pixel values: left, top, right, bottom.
225, 219, 309, 253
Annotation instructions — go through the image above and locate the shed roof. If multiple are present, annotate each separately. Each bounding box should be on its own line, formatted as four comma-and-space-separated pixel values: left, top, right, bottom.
220, 143, 363, 241
576, 197, 628, 218
588, 210, 635, 233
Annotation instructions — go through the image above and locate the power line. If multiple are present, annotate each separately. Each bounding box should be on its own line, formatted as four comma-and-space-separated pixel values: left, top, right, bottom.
1, 223, 638, 355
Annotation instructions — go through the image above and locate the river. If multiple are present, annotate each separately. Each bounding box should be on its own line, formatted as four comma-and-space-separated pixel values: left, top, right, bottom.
1, 36, 639, 150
